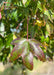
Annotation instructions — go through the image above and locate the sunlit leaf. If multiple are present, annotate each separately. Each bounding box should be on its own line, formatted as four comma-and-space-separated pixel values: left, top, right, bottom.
46, 23, 50, 36
13, 33, 17, 40
44, 9, 51, 20
35, 20, 43, 27
37, 1, 43, 12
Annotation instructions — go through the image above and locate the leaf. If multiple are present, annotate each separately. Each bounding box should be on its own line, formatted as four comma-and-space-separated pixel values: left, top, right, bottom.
29, 39, 45, 61
9, 44, 25, 62
10, 40, 29, 62
10, 38, 45, 70
11, 38, 26, 45
11, 10, 18, 21
13, 33, 17, 40
35, 20, 43, 27
21, 41, 30, 57
22, 52, 33, 70
24, 0, 31, 7
44, 9, 51, 20
37, 1, 43, 12
6, 34, 13, 48
0, 35, 5, 51
40, 35, 45, 42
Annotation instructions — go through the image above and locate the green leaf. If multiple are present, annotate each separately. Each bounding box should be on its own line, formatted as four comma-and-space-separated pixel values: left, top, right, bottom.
40, 35, 45, 42
24, 0, 31, 7
37, 1, 43, 12
6, 34, 13, 48
10, 10, 18, 21
0, 35, 5, 51
44, 9, 51, 20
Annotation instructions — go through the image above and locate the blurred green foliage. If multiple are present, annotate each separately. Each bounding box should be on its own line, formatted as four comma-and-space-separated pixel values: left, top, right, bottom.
0, 0, 54, 65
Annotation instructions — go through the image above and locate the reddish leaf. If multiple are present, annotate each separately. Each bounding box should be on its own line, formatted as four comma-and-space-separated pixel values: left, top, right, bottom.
21, 41, 30, 57
10, 44, 25, 62
10, 38, 45, 70
29, 39, 45, 61
29, 39, 40, 45
10, 41, 29, 62
22, 52, 33, 70
11, 38, 26, 45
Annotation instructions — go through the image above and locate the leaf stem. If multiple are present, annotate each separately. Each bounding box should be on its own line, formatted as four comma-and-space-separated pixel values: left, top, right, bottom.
27, 17, 29, 40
